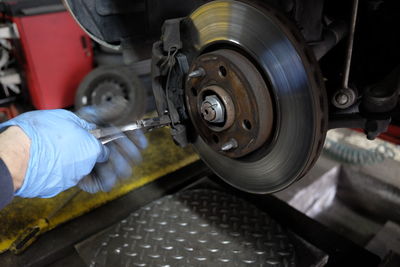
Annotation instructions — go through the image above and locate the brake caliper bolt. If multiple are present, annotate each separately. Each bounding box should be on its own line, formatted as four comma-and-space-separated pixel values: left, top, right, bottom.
188, 68, 205, 78
221, 138, 238, 151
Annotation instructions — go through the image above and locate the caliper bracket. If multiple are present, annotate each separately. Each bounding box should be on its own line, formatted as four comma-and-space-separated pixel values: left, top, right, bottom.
151, 18, 190, 147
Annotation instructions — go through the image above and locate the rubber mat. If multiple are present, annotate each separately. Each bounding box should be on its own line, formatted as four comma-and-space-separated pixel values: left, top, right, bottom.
76, 189, 296, 266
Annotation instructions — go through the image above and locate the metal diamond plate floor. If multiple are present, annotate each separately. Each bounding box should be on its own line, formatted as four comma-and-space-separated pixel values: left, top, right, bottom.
80, 189, 296, 266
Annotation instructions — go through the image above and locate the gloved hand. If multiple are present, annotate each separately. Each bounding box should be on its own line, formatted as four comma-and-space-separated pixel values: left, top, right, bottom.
76, 105, 148, 193
0, 109, 109, 198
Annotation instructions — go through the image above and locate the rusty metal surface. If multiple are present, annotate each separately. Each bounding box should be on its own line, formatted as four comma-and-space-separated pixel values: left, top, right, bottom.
78, 189, 296, 266
181, 0, 327, 193
186, 49, 274, 158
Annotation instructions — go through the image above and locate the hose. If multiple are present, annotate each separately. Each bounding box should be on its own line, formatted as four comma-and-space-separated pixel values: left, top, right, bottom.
323, 138, 396, 165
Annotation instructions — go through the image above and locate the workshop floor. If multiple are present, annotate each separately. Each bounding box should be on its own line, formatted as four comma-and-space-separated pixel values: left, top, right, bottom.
44, 128, 399, 267
275, 129, 400, 262
0, 128, 398, 266
0, 127, 199, 254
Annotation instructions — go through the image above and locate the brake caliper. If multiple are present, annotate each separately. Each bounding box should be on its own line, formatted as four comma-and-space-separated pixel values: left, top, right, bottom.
151, 18, 191, 147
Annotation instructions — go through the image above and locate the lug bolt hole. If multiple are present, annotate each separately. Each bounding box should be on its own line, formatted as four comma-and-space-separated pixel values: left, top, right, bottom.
242, 119, 252, 130
212, 134, 219, 143
219, 66, 227, 77
191, 87, 198, 96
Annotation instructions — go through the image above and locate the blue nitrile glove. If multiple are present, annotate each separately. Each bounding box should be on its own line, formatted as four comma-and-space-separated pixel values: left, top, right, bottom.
0, 109, 109, 198
76, 105, 148, 193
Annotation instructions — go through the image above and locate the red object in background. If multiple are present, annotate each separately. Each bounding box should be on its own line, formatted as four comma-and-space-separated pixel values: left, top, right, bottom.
0, 104, 19, 120
378, 125, 400, 145
13, 11, 93, 109
353, 125, 400, 145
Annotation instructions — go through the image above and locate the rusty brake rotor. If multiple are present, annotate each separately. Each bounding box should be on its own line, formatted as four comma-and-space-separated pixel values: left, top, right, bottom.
182, 0, 327, 193
186, 49, 274, 158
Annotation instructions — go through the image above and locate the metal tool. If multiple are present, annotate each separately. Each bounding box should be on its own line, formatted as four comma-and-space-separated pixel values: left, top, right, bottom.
10, 190, 81, 254
90, 116, 171, 144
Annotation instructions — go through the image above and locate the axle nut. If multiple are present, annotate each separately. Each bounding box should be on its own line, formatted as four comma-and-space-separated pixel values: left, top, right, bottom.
200, 95, 225, 123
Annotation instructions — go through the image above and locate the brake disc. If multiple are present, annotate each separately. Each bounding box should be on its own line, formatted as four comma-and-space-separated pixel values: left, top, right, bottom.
182, 0, 328, 193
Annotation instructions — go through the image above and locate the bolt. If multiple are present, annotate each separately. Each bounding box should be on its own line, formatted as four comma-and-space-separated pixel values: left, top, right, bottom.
200, 95, 225, 123
188, 68, 205, 78
332, 88, 356, 109
335, 93, 349, 105
201, 102, 216, 121
221, 138, 238, 151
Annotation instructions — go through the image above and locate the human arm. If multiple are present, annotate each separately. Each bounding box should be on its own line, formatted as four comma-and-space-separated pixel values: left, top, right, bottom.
0, 109, 109, 205
0, 126, 30, 190
0, 109, 147, 210
0, 126, 30, 208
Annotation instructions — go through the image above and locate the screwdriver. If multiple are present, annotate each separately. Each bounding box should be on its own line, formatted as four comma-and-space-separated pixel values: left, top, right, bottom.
10, 190, 81, 254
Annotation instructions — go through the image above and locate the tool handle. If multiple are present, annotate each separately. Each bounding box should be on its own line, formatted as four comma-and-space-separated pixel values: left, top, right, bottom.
90, 116, 171, 144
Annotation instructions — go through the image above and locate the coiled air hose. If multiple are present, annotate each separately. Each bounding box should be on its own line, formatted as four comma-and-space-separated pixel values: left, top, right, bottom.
324, 138, 396, 165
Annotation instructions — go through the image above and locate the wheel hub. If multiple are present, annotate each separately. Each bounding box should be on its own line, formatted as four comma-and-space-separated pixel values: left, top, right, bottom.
186, 49, 274, 158
91, 80, 128, 106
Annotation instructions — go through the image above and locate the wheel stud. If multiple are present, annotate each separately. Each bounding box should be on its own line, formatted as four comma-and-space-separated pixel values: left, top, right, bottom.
221, 138, 238, 151
188, 68, 205, 78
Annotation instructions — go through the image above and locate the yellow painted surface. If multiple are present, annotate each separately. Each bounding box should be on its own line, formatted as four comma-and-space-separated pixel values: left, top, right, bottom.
0, 128, 199, 253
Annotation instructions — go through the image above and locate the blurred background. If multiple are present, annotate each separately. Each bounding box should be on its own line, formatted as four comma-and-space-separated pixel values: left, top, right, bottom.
0, 0, 154, 124
0, 0, 399, 266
